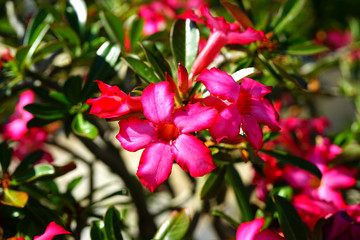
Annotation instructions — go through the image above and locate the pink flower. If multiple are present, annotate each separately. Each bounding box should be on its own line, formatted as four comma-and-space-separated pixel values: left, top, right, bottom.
178, 5, 266, 80
116, 81, 217, 192
197, 68, 280, 152
236, 217, 284, 240
86, 80, 143, 120
33, 222, 70, 240
322, 211, 360, 240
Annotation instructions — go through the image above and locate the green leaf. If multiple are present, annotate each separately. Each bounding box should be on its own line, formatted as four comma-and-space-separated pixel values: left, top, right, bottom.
221, 1, 253, 29
15, 45, 31, 69
65, 0, 87, 37
72, 113, 98, 139
287, 42, 328, 55
27, 118, 57, 128
129, 18, 144, 51
273, 195, 310, 240
82, 41, 121, 101
104, 206, 124, 240
0, 189, 29, 208
67, 176, 83, 192
212, 209, 240, 227
170, 19, 199, 73
91, 221, 105, 240
153, 208, 190, 240
11, 164, 55, 184
24, 103, 67, 120
32, 40, 66, 63
100, 11, 125, 51
23, 9, 50, 45
0, 142, 12, 175
260, 149, 322, 179
225, 165, 253, 222
13, 150, 44, 177
64, 76, 83, 104
39, 2, 62, 22
273, 0, 307, 34
51, 24, 81, 56
200, 166, 226, 200
122, 56, 161, 83
140, 41, 172, 81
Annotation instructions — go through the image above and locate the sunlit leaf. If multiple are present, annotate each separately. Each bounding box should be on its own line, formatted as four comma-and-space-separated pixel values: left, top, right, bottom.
273, 0, 307, 34
129, 18, 144, 51
13, 150, 44, 176
100, 11, 125, 51
122, 56, 161, 83
91, 221, 105, 240
67, 176, 83, 192
11, 164, 55, 184
104, 206, 124, 240
72, 113, 98, 139
287, 42, 328, 55
0, 189, 29, 208
65, 0, 87, 37
153, 208, 190, 240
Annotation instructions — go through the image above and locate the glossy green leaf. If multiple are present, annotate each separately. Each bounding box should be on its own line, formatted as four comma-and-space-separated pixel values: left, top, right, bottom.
11, 164, 55, 184
39, 2, 62, 22
140, 41, 172, 81
200, 166, 226, 200
100, 11, 125, 50
67, 176, 83, 192
82, 42, 121, 101
122, 56, 161, 83
153, 208, 190, 240
32, 40, 66, 63
51, 24, 81, 56
260, 149, 322, 179
0, 142, 12, 175
24, 103, 67, 120
273, 0, 306, 34
170, 19, 199, 73
129, 18, 144, 51
91, 221, 105, 240
72, 113, 98, 139
0, 189, 29, 208
27, 118, 57, 128
13, 150, 44, 176
26, 22, 50, 65
287, 42, 328, 55
23, 9, 50, 45
225, 165, 253, 222
65, 0, 87, 37
64, 76, 83, 104
15, 45, 31, 69
104, 206, 124, 240
273, 195, 310, 240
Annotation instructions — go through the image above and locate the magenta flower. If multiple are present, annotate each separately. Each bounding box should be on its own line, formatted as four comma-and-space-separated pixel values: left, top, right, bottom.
197, 68, 280, 152
178, 5, 266, 80
116, 81, 217, 192
322, 211, 360, 240
86, 80, 143, 120
33, 222, 70, 240
236, 217, 284, 240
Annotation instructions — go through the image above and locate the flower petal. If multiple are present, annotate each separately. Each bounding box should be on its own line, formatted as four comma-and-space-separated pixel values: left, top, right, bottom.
250, 99, 280, 131
172, 134, 216, 177
236, 218, 265, 240
323, 167, 357, 189
227, 27, 266, 45
241, 114, 263, 152
173, 102, 217, 133
255, 229, 285, 240
116, 118, 156, 152
137, 142, 174, 192
209, 105, 241, 141
142, 82, 175, 124
240, 78, 272, 98
200, 5, 228, 31
197, 68, 240, 103
34, 222, 70, 240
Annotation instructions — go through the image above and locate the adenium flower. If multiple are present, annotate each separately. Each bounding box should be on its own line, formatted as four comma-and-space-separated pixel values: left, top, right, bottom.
236, 217, 284, 240
85, 80, 143, 120
178, 5, 266, 80
322, 211, 360, 240
116, 81, 217, 192
12, 222, 70, 240
197, 68, 280, 152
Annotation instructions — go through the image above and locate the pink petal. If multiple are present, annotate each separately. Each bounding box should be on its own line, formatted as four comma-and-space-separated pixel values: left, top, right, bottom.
177, 9, 206, 25
200, 5, 228, 31
178, 62, 190, 93
173, 102, 217, 133
34, 222, 70, 240
240, 78, 272, 98
236, 218, 265, 240
227, 27, 266, 45
255, 229, 285, 240
209, 105, 241, 142
323, 167, 357, 189
197, 68, 240, 103
172, 133, 216, 177
190, 31, 228, 79
282, 166, 310, 188
249, 99, 280, 131
201, 96, 229, 112
316, 185, 346, 208
142, 82, 175, 124
116, 118, 156, 152
137, 142, 174, 192
241, 114, 263, 151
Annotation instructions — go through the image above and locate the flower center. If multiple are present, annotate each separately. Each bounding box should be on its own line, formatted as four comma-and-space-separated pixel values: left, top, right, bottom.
157, 123, 179, 142
309, 177, 321, 189
236, 92, 252, 113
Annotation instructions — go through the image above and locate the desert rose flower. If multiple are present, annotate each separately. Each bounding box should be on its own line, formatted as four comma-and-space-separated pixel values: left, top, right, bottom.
178, 5, 266, 81
116, 81, 217, 192
322, 211, 360, 240
85, 80, 143, 120
197, 68, 280, 152
236, 217, 284, 240
13, 222, 70, 240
